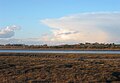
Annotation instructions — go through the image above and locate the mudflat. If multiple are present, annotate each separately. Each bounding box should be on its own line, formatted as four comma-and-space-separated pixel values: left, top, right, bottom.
0, 53, 120, 83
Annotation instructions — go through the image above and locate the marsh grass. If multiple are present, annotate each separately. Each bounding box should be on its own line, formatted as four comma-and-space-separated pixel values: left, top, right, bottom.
0, 53, 120, 83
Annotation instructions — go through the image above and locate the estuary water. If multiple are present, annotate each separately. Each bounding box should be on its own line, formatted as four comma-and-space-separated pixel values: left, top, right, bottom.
0, 49, 120, 54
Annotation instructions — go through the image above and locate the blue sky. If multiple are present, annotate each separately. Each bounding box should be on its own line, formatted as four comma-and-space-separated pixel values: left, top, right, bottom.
0, 0, 120, 44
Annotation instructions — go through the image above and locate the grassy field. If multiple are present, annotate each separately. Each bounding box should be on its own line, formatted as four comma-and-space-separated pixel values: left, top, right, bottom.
0, 53, 120, 83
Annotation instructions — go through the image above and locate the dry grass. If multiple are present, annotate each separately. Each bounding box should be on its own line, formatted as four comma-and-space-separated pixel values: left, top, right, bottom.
0, 53, 120, 83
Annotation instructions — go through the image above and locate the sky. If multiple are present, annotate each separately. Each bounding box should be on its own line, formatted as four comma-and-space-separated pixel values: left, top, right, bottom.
0, 0, 120, 45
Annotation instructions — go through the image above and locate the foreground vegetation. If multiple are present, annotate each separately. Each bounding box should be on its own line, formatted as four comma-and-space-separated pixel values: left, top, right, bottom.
0, 53, 120, 83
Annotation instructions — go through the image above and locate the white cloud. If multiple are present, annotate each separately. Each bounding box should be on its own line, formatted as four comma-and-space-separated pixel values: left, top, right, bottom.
41, 12, 120, 43
0, 25, 20, 38
0, 38, 53, 45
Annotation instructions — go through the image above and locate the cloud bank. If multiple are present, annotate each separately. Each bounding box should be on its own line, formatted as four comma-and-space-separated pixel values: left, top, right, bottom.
41, 12, 120, 43
0, 38, 55, 45
0, 25, 20, 38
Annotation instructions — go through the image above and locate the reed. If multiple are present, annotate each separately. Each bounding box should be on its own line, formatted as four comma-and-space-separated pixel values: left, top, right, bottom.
0, 53, 120, 83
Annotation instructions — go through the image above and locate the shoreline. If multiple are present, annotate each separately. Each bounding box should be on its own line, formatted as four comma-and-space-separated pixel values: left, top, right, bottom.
0, 48, 120, 51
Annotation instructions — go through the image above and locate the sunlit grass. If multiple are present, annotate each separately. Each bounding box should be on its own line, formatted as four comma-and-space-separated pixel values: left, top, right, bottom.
0, 53, 120, 83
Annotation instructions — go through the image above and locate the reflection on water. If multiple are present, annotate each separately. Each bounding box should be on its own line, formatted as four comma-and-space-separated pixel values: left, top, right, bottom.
0, 49, 120, 54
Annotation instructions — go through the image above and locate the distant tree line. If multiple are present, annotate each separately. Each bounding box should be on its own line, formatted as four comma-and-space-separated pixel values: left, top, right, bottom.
0, 42, 120, 50
50, 43, 120, 49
